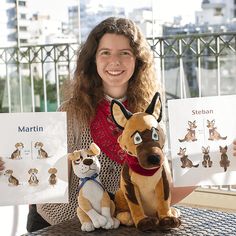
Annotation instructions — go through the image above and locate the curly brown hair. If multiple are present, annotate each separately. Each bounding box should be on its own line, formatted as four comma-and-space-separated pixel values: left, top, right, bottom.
65, 17, 160, 123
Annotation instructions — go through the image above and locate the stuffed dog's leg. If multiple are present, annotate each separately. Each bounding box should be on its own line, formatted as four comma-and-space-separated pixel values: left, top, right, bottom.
77, 206, 95, 232
110, 198, 120, 229
78, 194, 107, 229
155, 168, 181, 229
115, 189, 133, 226
100, 191, 120, 229
124, 185, 157, 231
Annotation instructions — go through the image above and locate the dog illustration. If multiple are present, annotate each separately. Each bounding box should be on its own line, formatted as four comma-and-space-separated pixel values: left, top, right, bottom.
28, 168, 39, 185
219, 146, 230, 172
68, 143, 120, 232
207, 119, 227, 141
10, 142, 24, 160
178, 121, 197, 142
177, 147, 199, 168
34, 142, 48, 159
4, 169, 20, 186
111, 92, 181, 231
48, 168, 57, 186
202, 146, 212, 168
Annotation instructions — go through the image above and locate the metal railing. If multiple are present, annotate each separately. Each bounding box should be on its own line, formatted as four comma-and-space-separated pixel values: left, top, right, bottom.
0, 32, 236, 113
0, 32, 236, 193
0, 43, 78, 112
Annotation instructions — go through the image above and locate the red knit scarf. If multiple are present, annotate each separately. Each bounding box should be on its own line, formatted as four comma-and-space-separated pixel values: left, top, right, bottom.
90, 98, 159, 176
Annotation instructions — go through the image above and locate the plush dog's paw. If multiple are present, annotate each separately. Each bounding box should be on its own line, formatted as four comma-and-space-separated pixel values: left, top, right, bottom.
159, 216, 181, 230
112, 217, 120, 229
171, 207, 181, 218
102, 217, 114, 229
81, 222, 95, 232
116, 212, 133, 226
137, 216, 157, 231
92, 215, 107, 228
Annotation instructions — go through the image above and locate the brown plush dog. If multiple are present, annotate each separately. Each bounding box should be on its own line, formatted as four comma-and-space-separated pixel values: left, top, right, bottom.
111, 92, 181, 231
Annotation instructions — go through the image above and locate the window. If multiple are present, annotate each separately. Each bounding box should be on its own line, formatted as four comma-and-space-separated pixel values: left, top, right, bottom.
18, 1, 26, 6
19, 26, 27, 31
20, 14, 26, 20
20, 39, 27, 43
214, 8, 223, 16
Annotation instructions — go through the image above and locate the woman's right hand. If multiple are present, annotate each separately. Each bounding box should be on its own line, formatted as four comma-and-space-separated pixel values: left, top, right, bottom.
0, 157, 5, 171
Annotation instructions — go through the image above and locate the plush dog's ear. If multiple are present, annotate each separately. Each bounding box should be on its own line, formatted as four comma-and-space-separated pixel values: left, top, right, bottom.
89, 142, 100, 156
145, 92, 162, 122
111, 99, 132, 130
68, 150, 81, 161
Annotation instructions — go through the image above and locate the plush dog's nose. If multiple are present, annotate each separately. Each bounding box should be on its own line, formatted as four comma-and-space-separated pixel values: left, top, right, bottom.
83, 159, 93, 166
148, 155, 160, 165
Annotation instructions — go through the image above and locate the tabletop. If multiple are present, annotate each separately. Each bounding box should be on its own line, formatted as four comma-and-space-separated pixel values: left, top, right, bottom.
22, 205, 236, 236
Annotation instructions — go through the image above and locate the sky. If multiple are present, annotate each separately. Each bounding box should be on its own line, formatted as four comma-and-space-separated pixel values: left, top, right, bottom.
27, 0, 203, 25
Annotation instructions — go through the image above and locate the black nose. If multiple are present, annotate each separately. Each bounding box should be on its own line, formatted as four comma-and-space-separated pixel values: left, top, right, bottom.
83, 159, 93, 166
148, 155, 160, 165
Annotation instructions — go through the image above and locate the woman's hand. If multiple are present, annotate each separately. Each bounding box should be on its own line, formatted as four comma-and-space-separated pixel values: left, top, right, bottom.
0, 157, 5, 171
233, 140, 236, 157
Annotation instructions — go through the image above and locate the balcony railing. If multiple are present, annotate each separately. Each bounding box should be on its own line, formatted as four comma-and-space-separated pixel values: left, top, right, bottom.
0, 32, 236, 200
0, 32, 236, 113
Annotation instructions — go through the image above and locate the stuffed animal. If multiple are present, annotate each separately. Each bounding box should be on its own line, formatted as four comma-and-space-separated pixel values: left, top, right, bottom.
111, 92, 181, 231
68, 142, 120, 232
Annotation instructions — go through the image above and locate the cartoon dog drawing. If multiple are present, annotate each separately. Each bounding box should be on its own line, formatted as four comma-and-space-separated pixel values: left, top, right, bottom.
34, 142, 48, 159
68, 143, 120, 232
48, 168, 57, 186
111, 92, 181, 231
10, 142, 24, 160
219, 146, 230, 172
207, 119, 227, 141
4, 169, 20, 186
28, 168, 39, 185
178, 121, 197, 142
202, 146, 212, 168
177, 147, 199, 168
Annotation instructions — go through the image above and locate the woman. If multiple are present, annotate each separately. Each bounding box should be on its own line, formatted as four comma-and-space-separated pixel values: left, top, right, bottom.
0, 17, 235, 232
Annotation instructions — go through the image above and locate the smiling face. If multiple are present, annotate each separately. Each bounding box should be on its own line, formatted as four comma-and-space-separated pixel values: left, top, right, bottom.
72, 150, 101, 179
95, 33, 136, 98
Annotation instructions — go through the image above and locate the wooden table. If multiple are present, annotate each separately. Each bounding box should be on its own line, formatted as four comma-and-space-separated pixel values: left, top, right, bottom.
22, 205, 236, 236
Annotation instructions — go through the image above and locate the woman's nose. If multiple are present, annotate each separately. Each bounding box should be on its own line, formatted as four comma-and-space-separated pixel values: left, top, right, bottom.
109, 54, 121, 66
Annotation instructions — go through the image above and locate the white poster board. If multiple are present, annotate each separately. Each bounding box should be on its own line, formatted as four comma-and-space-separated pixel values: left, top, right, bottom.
0, 112, 68, 205
168, 95, 236, 187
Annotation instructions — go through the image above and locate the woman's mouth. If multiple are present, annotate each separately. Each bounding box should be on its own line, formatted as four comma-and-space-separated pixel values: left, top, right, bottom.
106, 70, 124, 76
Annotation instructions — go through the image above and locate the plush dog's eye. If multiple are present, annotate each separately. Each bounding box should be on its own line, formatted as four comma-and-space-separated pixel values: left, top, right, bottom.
133, 132, 142, 145
74, 158, 82, 165
152, 128, 159, 141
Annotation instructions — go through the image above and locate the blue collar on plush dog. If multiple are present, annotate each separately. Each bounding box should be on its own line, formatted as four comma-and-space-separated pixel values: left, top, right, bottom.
78, 173, 104, 192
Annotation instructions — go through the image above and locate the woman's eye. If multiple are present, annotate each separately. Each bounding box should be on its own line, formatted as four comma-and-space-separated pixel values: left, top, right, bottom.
134, 132, 142, 145
100, 50, 110, 55
120, 51, 132, 56
152, 128, 159, 141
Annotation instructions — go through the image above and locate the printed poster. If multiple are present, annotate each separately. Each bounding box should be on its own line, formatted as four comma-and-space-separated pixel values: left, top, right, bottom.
168, 95, 236, 187
0, 112, 68, 205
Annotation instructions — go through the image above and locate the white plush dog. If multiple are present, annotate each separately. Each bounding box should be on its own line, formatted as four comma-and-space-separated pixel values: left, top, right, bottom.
68, 142, 120, 232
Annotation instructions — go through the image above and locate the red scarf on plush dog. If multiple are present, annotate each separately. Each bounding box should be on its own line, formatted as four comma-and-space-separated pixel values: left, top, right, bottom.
90, 98, 159, 176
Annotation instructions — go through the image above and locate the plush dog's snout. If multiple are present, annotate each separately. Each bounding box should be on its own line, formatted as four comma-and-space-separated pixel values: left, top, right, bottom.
148, 155, 160, 165
83, 159, 93, 166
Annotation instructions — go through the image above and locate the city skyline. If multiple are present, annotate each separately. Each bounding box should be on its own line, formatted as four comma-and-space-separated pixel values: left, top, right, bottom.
28, 0, 202, 24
